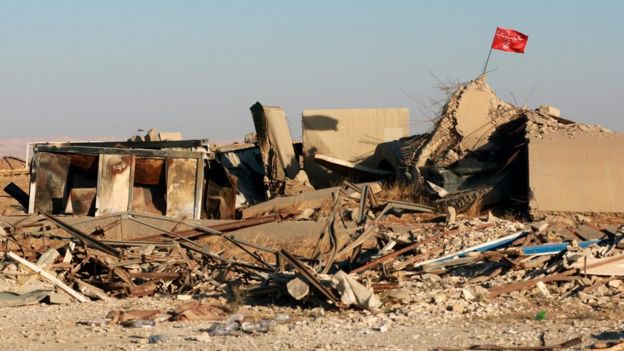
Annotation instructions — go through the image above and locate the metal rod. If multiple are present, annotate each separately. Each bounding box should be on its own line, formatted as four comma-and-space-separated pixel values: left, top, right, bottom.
481, 46, 493, 76
40, 212, 121, 257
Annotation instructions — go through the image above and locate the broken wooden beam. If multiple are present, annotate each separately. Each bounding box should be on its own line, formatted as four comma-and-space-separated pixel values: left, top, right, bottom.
7, 251, 89, 303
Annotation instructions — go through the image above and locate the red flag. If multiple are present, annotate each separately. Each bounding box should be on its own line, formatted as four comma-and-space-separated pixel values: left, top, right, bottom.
491, 27, 528, 53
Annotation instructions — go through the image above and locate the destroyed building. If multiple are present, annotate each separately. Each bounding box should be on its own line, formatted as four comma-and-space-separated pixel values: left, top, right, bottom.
402, 76, 623, 217
20, 77, 624, 223
28, 139, 211, 219
2, 74, 624, 350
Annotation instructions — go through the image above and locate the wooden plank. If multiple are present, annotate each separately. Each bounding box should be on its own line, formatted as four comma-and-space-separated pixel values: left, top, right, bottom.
96, 154, 132, 216
489, 269, 578, 298
7, 252, 88, 303
134, 157, 164, 185
573, 254, 624, 276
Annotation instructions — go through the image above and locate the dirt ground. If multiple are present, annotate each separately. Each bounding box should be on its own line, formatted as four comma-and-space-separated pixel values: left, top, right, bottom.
0, 295, 622, 350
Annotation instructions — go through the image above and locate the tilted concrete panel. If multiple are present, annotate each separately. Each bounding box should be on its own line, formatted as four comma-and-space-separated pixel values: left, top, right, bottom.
528, 130, 624, 213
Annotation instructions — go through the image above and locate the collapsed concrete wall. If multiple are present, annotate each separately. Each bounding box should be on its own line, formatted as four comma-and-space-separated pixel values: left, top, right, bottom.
407, 75, 624, 216
250, 102, 300, 196
412, 76, 521, 169
302, 108, 409, 188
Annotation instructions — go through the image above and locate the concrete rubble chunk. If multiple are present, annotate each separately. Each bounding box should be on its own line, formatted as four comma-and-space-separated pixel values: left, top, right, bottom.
331, 270, 381, 310
412, 76, 521, 169
250, 102, 300, 195
286, 277, 310, 300
446, 206, 456, 224
537, 104, 561, 117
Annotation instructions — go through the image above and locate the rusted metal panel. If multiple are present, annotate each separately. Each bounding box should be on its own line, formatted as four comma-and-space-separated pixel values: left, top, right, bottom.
134, 158, 165, 185
66, 188, 97, 215
96, 154, 132, 216
68, 154, 98, 172
166, 158, 199, 219
132, 157, 166, 215
30, 152, 71, 214
205, 161, 236, 220
132, 186, 166, 215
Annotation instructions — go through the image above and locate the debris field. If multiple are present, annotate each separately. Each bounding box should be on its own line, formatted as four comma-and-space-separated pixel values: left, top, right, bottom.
2, 75, 624, 350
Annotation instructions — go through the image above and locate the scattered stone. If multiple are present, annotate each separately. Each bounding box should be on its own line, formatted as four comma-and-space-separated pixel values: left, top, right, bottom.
575, 214, 592, 224
432, 294, 447, 305
461, 289, 475, 301
422, 274, 442, 283
531, 221, 549, 233
148, 334, 168, 344
448, 302, 465, 314
446, 206, 456, 224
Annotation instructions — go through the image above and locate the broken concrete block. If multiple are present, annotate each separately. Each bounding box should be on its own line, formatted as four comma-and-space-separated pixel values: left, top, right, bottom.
48, 291, 72, 304
286, 277, 310, 300
575, 225, 605, 241
158, 131, 182, 141
461, 288, 475, 301
284, 170, 314, 196
250, 102, 299, 185
531, 221, 549, 233
432, 294, 447, 305
528, 130, 624, 214
537, 104, 561, 117
412, 76, 521, 168
446, 206, 456, 224
145, 128, 160, 141
331, 270, 381, 310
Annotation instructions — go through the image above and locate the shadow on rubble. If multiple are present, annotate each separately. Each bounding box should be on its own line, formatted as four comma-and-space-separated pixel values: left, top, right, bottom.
593, 331, 624, 341
421, 116, 531, 220
226, 280, 336, 310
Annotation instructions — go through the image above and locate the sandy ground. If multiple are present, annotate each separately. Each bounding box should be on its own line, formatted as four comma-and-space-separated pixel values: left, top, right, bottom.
0, 295, 623, 351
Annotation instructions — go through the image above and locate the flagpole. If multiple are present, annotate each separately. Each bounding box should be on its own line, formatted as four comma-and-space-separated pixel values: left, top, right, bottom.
481, 46, 493, 76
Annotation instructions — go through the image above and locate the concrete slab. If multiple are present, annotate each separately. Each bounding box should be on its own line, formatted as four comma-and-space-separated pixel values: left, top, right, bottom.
302, 108, 408, 187
528, 130, 624, 213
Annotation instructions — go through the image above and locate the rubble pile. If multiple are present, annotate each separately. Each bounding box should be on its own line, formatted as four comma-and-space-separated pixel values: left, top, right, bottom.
402, 76, 624, 216
1, 185, 624, 315
1, 74, 624, 349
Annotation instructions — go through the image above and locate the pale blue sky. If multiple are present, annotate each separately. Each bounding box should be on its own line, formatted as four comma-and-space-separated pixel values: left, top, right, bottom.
0, 1, 622, 140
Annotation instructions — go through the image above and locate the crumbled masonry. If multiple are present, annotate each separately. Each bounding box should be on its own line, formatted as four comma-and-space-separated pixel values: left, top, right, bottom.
1, 74, 624, 349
